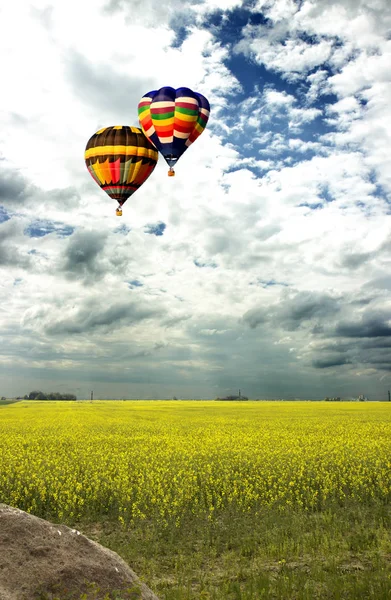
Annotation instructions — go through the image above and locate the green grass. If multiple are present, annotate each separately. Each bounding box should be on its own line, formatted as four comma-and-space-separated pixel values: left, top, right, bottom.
0, 398, 20, 406
73, 501, 391, 599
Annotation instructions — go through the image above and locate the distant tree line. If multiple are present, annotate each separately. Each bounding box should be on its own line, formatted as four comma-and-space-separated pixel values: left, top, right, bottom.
215, 395, 249, 401
324, 397, 341, 401
23, 391, 77, 401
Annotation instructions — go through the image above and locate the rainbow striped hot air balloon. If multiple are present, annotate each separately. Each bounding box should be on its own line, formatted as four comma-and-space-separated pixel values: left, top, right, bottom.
138, 86, 210, 176
84, 126, 158, 215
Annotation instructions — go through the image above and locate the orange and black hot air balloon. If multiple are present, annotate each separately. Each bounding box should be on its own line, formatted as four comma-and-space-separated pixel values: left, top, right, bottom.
84, 126, 158, 215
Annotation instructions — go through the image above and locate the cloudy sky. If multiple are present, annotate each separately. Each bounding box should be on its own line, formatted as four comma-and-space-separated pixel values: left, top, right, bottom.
1, 0, 390, 400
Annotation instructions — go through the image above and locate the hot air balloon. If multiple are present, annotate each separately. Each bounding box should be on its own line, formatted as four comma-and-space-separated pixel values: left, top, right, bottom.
138, 86, 210, 176
84, 126, 158, 216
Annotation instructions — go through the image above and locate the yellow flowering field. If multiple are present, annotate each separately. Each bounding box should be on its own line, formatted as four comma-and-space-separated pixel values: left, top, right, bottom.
0, 401, 390, 525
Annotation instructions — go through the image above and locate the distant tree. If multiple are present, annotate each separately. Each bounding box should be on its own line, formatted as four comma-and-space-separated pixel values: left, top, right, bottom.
28, 391, 44, 400
1, 397, 6, 402
47, 392, 62, 400
60, 393, 77, 401
216, 395, 249, 401
26, 391, 77, 401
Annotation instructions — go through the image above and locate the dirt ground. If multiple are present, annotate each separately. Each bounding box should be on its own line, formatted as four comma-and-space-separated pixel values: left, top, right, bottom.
0, 504, 159, 600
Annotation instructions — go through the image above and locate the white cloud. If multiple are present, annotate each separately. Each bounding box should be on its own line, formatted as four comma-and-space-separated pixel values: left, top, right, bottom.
251, 0, 298, 22
194, 0, 243, 14
236, 30, 333, 78
262, 89, 322, 130
0, 0, 391, 398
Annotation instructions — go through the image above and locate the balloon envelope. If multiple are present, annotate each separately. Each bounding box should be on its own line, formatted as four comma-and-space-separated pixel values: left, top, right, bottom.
138, 87, 210, 169
84, 126, 158, 207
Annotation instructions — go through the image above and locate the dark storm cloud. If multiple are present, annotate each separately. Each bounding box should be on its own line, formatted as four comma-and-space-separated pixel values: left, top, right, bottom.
278, 291, 340, 331
349, 297, 374, 306
0, 169, 28, 204
242, 306, 268, 329
338, 251, 374, 270
309, 332, 391, 374
336, 315, 391, 338
45, 300, 163, 335
373, 364, 391, 371
362, 339, 391, 349
65, 52, 155, 118
0, 244, 31, 268
363, 354, 391, 366
0, 221, 32, 268
61, 230, 108, 282
312, 355, 352, 369
0, 166, 81, 211
243, 291, 340, 331
359, 348, 391, 371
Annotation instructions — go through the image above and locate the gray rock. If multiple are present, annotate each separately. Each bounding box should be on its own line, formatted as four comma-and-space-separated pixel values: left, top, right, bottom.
0, 504, 159, 599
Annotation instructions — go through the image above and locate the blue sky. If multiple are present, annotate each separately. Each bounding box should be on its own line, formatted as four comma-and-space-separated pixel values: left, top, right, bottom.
0, 0, 390, 399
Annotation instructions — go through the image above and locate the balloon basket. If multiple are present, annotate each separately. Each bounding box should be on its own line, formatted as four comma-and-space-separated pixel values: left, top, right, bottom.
168, 168, 175, 177
116, 208, 123, 216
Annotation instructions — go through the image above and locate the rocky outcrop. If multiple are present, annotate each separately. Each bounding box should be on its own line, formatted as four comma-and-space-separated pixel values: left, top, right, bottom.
0, 504, 159, 600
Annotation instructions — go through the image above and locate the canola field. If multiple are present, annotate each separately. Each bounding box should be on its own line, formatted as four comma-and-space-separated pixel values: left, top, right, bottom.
0, 400, 390, 525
